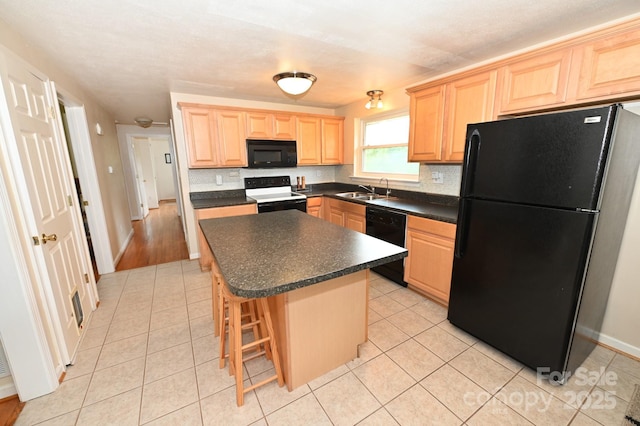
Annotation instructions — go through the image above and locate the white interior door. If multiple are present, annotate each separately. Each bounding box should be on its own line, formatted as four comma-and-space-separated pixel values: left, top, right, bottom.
3, 64, 88, 361
133, 139, 158, 209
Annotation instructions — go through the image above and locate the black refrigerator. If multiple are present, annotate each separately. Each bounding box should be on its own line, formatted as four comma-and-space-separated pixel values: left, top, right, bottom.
448, 105, 640, 383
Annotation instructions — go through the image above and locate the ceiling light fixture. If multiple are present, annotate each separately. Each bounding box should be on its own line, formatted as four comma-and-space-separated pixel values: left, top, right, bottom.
273, 71, 317, 96
134, 117, 153, 128
365, 90, 384, 109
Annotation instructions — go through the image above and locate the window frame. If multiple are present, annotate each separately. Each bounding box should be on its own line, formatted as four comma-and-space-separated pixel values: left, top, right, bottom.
354, 109, 419, 181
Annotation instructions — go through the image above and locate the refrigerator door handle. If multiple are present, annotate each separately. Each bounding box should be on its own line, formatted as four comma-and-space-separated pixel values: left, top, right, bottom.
461, 129, 481, 197
454, 198, 469, 258
455, 129, 480, 258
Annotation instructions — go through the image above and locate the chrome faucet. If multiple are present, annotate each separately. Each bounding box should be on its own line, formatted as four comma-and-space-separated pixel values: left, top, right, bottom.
379, 177, 391, 197
358, 184, 376, 194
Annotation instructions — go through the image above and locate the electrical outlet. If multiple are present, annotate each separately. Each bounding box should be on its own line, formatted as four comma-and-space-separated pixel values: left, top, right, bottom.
216, 175, 223, 185
431, 171, 444, 184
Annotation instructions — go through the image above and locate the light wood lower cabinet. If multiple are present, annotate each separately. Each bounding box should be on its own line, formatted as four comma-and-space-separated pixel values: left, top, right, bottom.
195, 204, 257, 271
306, 197, 323, 218
324, 198, 365, 233
404, 215, 456, 304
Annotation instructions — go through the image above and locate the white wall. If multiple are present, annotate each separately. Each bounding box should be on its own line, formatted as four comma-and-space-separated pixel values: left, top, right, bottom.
150, 137, 176, 200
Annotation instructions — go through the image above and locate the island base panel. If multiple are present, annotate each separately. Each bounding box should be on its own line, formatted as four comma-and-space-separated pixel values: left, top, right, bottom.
269, 270, 368, 391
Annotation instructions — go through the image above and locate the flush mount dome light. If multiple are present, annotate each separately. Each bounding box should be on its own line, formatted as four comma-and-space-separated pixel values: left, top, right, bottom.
273, 71, 317, 95
134, 117, 153, 128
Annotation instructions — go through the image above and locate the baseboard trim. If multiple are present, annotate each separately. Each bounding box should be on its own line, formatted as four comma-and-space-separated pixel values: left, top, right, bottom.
113, 228, 134, 269
597, 332, 640, 359
0, 378, 17, 400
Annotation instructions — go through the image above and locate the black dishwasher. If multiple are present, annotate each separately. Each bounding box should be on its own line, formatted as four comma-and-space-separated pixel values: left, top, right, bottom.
365, 207, 407, 287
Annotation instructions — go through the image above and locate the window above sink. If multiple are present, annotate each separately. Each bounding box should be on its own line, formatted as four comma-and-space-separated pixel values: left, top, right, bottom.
354, 111, 419, 181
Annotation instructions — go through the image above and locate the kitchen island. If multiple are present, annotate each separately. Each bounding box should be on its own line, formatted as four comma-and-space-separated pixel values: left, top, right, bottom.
200, 209, 407, 390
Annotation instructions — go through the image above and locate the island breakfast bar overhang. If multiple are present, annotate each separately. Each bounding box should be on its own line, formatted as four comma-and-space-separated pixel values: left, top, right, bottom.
199, 210, 408, 390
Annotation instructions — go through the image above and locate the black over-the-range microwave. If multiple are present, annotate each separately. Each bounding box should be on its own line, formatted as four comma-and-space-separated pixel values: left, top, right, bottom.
246, 139, 297, 168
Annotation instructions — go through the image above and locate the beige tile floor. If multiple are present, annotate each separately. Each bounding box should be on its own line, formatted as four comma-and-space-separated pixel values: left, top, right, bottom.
15, 260, 640, 425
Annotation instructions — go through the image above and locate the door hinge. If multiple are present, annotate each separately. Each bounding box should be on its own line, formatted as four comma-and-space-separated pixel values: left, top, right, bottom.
48, 106, 56, 120
32, 236, 40, 246
83, 200, 89, 207
67, 195, 73, 206
84, 273, 89, 284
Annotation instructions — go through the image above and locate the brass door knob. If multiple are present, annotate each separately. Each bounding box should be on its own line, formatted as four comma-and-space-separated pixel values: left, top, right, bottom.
41, 233, 58, 244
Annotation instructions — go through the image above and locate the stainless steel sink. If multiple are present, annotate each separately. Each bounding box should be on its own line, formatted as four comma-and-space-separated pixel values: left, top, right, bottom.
335, 192, 391, 201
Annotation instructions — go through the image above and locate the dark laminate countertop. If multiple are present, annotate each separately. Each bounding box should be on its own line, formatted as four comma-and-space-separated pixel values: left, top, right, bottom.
190, 183, 459, 223
200, 210, 408, 298
190, 189, 256, 209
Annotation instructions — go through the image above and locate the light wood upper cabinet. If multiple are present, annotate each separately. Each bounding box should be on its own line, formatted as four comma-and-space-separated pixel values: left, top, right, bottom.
273, 114, 297, 139
297, 116, 322, 165
444, 70, 497, 162
181, 105, 246, 168
408, 70, 495, 164
321, 118, 344, 164
572, 27, 640, 101
246, 112, 297, 140
182, 107, 219, 167
404, 215, 456, 304
246, 112, 272, 139
215, 110, 247, 167
498, 49, 572, 114
408, 85, 445, 162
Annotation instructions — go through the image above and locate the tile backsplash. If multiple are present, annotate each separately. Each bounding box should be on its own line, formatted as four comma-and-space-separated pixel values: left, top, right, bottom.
189, 164, 461, 196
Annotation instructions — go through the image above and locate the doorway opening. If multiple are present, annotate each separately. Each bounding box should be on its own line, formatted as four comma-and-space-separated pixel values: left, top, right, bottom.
116, 135, 187, 270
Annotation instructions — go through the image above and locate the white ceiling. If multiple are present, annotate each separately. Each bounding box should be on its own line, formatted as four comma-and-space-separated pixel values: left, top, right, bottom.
1, 0, 640, 125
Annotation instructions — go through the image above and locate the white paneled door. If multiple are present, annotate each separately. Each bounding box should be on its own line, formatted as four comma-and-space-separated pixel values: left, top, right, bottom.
2, 63, 89, 362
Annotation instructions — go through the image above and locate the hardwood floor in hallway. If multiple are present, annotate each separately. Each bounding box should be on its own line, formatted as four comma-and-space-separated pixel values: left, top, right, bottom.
115, 200, 189, 271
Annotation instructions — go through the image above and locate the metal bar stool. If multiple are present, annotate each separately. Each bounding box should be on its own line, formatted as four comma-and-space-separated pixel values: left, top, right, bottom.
219, 279, 284, 406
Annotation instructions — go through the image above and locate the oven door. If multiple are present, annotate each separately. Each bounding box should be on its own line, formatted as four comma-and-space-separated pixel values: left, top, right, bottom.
258, 199, 307, 213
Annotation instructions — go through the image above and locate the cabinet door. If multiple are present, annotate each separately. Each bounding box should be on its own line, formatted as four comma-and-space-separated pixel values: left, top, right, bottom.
444, 71, 497, 162
499, 49, 572, 113
408, 85, 445, 162
297, 116, 322, 165
273, 114, 297, 139
327, 206, 344, 226
404, 216, 456, 303
573, 28, 640, 101
215, 110, 247, 167
321, 118, 344, 164
404, 229, 454, 303
182, 107, 218, 167
307, 197, 323, 218
246, 112, 273, 139
345, 212, 366, 233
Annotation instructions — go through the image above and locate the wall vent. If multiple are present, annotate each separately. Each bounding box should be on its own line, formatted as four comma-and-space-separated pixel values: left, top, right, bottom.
0, 344, 10, 378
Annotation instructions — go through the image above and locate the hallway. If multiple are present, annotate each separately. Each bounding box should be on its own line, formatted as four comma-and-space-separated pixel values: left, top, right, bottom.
116, 200, 189, 271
